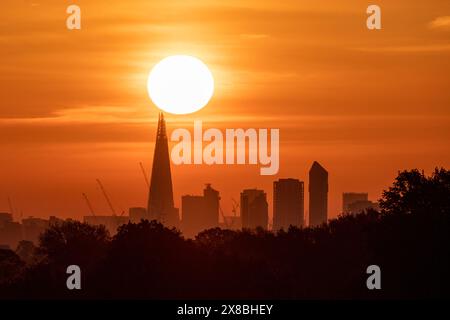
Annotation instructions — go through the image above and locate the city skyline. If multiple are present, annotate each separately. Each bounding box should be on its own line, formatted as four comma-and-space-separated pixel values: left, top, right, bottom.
0, 113, 385, 245
2, 111, 366, 248
0, 113, 412, 224
0, 111, 428, 233
1, 1, 449, 222
0, 112, 381, 247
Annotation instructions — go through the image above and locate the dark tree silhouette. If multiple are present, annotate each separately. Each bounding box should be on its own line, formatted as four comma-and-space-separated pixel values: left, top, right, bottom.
0, 221, 110, 299
0, 249, 24, 285
380, 168, 450, 215
1, 168, 449, 299
38, 221, 110, 269
15, 240, 38, 265
94, 220, 199, 299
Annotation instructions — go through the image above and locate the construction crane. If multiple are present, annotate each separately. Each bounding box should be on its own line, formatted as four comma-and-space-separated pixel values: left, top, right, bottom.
7, 196, 15, 216
96, 179, 117, 216
219, 205, 229, 228
231, 198, 239, 216
139, 162, 150, 188
82, 193, 95, 216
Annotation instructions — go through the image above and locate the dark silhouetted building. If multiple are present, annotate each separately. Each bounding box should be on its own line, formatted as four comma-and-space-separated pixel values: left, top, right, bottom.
22, 217, 49, 244
0, 213, 22, 249
240, 189, 268, 229
182, 184, 220, 238
342, 192, 380, 215
0, 214, 69, 248
48, 216, 66, 227
343, 193, 368, 213
273, 179, 304, 230
182, 195, 203, 237
0, 212, 13, 226
129, 207, 148, 223
147, 113, 179, 228
347, 200, 379, 214
309, 161, 328, 227
347, 200, 380, 214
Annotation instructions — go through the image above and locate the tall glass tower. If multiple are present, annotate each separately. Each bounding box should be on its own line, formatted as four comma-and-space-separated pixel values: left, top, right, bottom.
147, 113, 179, 227
309, 161, 328, 227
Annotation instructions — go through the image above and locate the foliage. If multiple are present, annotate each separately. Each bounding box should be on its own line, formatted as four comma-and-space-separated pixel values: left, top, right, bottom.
380, 167, 450, 215
1, 169, 449, 299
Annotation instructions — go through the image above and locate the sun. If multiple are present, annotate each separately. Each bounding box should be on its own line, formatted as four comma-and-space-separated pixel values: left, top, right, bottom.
147, 55, 214, 115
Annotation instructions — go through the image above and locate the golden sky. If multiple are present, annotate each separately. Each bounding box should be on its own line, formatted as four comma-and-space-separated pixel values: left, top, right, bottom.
1, 0, 449, 221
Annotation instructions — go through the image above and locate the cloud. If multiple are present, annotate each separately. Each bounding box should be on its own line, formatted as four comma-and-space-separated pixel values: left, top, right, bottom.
352, 44, 450, 53
239, 33, 270, 40
429, 16, 450, 30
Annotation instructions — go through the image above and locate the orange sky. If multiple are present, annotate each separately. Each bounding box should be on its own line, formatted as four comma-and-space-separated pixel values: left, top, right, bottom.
1, 0, 449, 222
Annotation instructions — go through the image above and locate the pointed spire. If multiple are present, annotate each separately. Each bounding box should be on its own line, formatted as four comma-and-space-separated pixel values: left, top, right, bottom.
157, 112, 167, 139
147, 112, 178, 227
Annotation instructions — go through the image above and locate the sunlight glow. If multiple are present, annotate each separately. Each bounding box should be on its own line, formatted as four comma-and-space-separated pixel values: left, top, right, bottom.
147, 55, 214, 115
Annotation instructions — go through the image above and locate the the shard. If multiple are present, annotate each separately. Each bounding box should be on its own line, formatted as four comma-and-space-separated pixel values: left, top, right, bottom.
147, 112, 179, 227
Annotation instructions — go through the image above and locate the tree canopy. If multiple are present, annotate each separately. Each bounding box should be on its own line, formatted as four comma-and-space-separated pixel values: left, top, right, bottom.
1, 168, 449, 299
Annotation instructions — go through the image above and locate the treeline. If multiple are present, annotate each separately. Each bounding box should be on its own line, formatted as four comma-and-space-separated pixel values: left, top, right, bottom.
0, 168, 449, 299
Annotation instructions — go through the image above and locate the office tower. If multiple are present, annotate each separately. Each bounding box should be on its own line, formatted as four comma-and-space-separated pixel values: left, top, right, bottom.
0, 213, 21, 249
129, 207, 148, 223
182, 196, 204, 238
309, 161, 328, 227
22, 217, 49, 244
48, 216, 64, 226
0, 212, 13, 227
181, 184, 220, 238
273, 179, 304, 230
240, 189, 268, 230
347, 200, 379, 214
203, 184, 220, 227
342, 193, 368, 214
147, 113, 179, 228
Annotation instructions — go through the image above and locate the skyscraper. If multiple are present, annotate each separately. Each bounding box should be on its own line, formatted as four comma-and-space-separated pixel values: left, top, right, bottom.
309, 161, 328, 227
347, 200, 379, 215
273, 179, 304, 230
343, 192, 379, 215
129, 207, 148, 223
342, 193, 368, 214
147, 113, 179, 228
240, 189, 268, 230
181, 184, 220, 238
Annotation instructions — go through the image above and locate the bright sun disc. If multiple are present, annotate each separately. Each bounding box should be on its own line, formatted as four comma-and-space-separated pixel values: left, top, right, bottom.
147, 55, 214, 115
